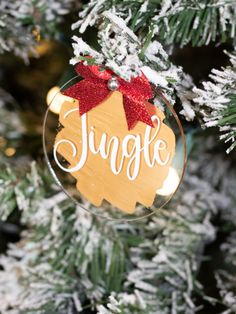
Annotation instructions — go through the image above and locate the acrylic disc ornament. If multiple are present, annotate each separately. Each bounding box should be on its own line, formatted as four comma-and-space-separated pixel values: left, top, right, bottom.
43, 63, 186, 221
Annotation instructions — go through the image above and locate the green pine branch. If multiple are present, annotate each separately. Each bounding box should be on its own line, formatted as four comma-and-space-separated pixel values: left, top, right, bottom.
78, 0, 236, 47
193, 52, 236, 154
0, 153, 227, 313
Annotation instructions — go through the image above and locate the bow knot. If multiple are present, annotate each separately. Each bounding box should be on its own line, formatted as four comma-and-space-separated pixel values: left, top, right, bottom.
62, 61, 154, 130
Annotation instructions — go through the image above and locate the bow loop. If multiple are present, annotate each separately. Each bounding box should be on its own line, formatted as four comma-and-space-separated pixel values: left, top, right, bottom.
118, 74, 153, 101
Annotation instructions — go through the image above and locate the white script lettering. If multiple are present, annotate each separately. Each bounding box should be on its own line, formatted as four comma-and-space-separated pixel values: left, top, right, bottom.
54, 110, 170, 181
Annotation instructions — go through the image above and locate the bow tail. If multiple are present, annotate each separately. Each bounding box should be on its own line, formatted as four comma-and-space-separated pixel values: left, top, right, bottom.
123, 96, 154, 130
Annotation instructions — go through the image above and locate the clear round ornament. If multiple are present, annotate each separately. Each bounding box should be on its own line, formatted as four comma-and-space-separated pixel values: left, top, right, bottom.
43, 75, 187, 221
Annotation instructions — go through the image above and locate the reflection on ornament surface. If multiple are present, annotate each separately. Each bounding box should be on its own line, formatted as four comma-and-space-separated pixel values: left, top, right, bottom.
156, 167, 180, 196
46, 86, 74, 114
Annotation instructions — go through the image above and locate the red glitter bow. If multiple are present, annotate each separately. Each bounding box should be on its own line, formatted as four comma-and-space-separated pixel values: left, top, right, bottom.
62, 61, 154, 130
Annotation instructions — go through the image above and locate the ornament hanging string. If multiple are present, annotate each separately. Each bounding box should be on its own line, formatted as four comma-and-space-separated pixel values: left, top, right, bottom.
62, 61, 155, 130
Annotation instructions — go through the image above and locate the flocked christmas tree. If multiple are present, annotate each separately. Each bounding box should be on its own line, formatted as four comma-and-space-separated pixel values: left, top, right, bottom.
0, 1, 236, 313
